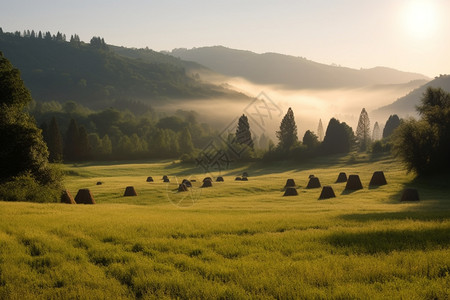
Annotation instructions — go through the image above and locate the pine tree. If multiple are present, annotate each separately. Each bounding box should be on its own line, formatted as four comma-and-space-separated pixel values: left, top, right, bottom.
64, 118, 80, 161
235, 114, 254, 149
178, 127, 195, 155
322, 118, 355, 154
317, 119, 324, 142
302, 130, 319, 149
47, 117, 63, 162
78, 126, 90, 160
372, 121, 381, 141
383, 114, 401, 138
356, 108, 371, 151
276, 107, 298, 150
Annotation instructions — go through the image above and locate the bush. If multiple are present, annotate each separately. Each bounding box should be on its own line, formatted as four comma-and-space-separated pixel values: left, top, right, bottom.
0, 172, 61, 202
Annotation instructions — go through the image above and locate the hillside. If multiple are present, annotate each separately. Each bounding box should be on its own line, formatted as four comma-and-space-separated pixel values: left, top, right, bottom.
0, 32, 248, 109
375, 74, 450, 117
171, 46, 429, 89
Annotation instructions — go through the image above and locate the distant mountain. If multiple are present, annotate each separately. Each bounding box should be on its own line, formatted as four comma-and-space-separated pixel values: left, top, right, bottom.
0, 32, 247, 110
171, 46, 430, 89
375, 75, 450, 117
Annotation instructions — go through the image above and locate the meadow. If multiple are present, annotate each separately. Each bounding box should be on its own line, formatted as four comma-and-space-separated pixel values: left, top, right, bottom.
0, 154, 449, 299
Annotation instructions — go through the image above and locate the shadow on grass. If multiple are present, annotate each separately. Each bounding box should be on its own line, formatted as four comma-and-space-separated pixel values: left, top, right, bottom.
326, 227, 450, 254
339, 211, 450, 222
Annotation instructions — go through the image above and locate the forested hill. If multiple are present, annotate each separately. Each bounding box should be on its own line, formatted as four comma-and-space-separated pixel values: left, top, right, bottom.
0, 30, 247, 109
171, 46, 430, 89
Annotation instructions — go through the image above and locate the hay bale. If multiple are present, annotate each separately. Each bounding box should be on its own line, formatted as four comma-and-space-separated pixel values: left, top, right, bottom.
242, 172, 249, 177
336, 172, 347, 183
124, 186, 137, 197
241, 177, 248, 181
163, 178, 170, 183
75, 189, 95, 204
284, 179, 296, 188
216, 176, 224, 182
235, 177, 242, 181
178, 183, 188, 192
162, 175, 168, 181
283, 187, 298, 196
345, 175, 363, 190
369, 171, 387, 186
400, 188, 420, 202
201, 180, 212, 188
182, 179, 192, 187
61, 189, 76, 204
319, 186, 336, 200
203, 177, 212, 182
146, 176, 154, 182
309, 174, 315, 179
306, 177, 321, 188
190, 179, 197, 182
96, 181, 102, 185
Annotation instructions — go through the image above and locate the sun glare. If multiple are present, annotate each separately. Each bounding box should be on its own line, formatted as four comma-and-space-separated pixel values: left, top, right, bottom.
403, 1, 438, 39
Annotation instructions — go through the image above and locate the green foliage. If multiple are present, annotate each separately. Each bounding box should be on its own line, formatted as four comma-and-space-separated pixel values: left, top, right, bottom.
276, 107, 298, 150
393, 87, 450, 175
302, 130, 319, 149
47, 117, 63, 162
321, 118, 355, 154
0, 172, 60, 202
382, 114, 401, 139
235, 114, 254, 149
356, 108, 371, 151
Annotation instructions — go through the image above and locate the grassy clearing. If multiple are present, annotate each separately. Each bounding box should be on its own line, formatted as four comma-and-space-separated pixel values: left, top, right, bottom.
0, 154, 449, 299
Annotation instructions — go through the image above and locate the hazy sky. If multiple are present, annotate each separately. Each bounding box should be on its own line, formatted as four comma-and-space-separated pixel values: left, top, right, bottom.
1, 0, 449, 77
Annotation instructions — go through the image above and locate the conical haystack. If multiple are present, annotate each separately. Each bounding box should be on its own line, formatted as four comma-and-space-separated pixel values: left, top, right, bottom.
345, 175, 363, 190
201, 180, 213, 188
336, 172, 347, 183
61, 189, 76, 204
241, 177, 248, 181
369, 171, 387, 186
75, 189, 95, 204
203, 177, 212, 182
284, 179, 296, 189
309, 174, 315, 179
283, 187, 298, 196
319, 186, 336, 200
216, 176, 224, 182
400, 188, 419, 202
182, 179, 192, 187
242, 172, 249, 178
235, 177, 242, 181
146, 176, 154, 182
162, 175, 169, 181
123, 186, 137, 197
96, 181, 102, 185
306, 177, 321, 188
178, 183, 188, 192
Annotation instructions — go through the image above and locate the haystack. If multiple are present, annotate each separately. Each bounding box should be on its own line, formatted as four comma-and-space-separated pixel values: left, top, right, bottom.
163, 177, 170, 183
178, 183, 188, 192
400, 188, 419, 202
309, 174, 315, 179
306, 177, 321, 188
203, 177, 212, 182
216, 176, 224, 182
124, 186, 137, 197
75, 189, 95, 204
284, 179, 296, 188
162, 175, 169, 181
241, 177, 248, 181
146, 176, 154, 182
182, 179, 192, 187
96, 181, 102, 185
242, 172, 249, 178
319, 186, 336, 200
201, 180, 213, 188
61, 189, 76, 204
345, 175, 363, 190
336, 172, 347, 183
283, 187, 298, 196
369, 171, 387, 186
235, 177, 242, 181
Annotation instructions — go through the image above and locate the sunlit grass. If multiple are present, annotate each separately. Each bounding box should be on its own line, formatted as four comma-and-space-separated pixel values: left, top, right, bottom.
1, 153, 449, 299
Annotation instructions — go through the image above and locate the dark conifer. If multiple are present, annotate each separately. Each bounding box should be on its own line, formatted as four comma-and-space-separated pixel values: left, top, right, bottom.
235, 114, 254, 149
276, 107, 298, 150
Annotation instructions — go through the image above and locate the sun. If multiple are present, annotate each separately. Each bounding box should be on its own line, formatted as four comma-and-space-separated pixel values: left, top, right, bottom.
403, 1, 438, 39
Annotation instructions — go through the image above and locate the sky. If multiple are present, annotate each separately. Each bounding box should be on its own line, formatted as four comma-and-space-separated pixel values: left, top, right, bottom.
1, 0, 449, 77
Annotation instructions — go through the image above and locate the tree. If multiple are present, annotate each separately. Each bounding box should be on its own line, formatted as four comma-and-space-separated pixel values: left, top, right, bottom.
383, 114, 401, 138
317, 119, 324, 142
47, 116, 63, 162
64, 118, 80, 161
235, 114, 254, 149
393, 87, 450, 175
356, 108, 371, 151
302, 130, 319, 149
372, 121, 381, 141
178, 127, 195, 155
0, 52, 61, 201
78, 126, 90, 160
321, 118, 355, 154
276, 107, 298, 150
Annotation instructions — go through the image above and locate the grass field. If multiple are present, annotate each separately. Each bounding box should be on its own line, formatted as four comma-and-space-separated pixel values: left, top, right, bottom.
0, 153, 449, 299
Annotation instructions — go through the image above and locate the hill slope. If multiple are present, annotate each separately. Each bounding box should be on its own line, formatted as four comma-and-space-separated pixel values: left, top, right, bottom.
171, 46, 429, 89
0, 32, 247, 109
375, 75, 450, 117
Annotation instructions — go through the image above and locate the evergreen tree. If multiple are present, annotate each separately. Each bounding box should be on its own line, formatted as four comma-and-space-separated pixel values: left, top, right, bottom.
47, 116, 63, 162
78, 126, 90, 160
372, 121, 381, 141
235, 114, 254, 149
302, 130, 319, 149
276, 107, 298, 150
383, 114, 401, 138
178, 127, 195, 155
317, 119, 324, 142
64, 118, 80, 161
322, 118, 355, 154
356, 108, 371, 151
100, 134, 112, 156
